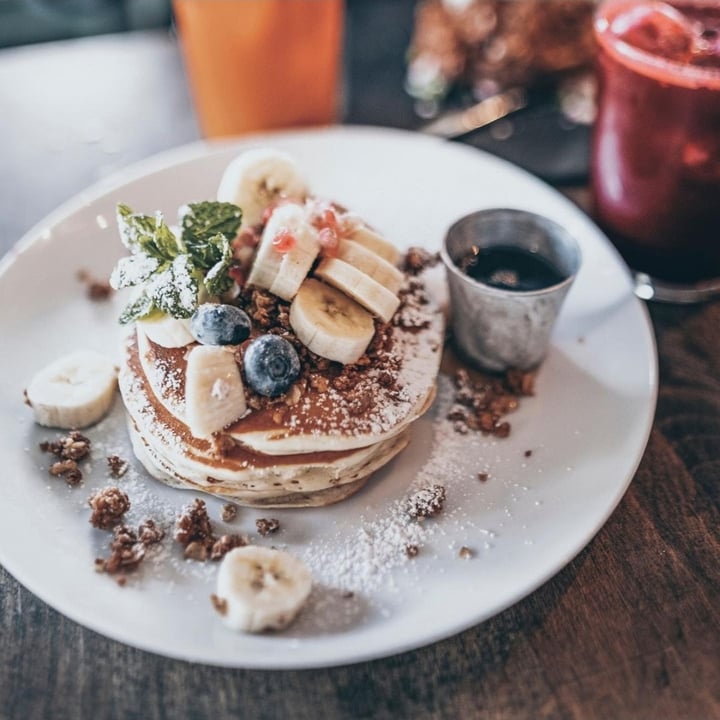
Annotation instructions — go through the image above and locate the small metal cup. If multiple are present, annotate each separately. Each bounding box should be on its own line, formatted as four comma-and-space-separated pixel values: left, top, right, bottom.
441, 208, 581, 372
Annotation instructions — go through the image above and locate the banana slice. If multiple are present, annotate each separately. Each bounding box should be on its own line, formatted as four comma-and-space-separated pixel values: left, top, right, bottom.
247, 204, 320, 301
136, 314, 194, 348
315, 258, 400, 323
185, 345, 247, 438
213, 546, 312, 633
289, 278, 375, 364
335, 239, 404, 295
25, 350, 118, 429
217, 148, 309, 228
350, 225, 401, 266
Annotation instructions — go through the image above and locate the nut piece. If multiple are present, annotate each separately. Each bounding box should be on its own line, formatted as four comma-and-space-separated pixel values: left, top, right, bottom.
255, 518, 280, 537
221, 503, 238, 523
107, 454, 129, 478
210, 534, 248, 561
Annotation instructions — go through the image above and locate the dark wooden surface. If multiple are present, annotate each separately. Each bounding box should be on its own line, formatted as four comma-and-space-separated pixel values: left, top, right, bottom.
1, 6, 719, 720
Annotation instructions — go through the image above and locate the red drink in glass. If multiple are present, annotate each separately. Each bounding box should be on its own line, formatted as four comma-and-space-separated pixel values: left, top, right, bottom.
591, 0, 720, 283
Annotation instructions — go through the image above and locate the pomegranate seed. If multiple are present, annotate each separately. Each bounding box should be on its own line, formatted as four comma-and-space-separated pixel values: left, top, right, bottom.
272, 228, 296, 253
318, 227, 338, 256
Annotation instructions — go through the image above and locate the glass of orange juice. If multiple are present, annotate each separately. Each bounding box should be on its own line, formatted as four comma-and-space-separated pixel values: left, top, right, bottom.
173, 0, 344, 137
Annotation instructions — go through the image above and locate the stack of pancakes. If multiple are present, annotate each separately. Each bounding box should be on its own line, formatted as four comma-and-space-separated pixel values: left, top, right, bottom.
120, 292, 443, 507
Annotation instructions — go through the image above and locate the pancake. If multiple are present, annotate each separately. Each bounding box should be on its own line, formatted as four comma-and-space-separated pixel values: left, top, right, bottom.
119, 281, 442, 507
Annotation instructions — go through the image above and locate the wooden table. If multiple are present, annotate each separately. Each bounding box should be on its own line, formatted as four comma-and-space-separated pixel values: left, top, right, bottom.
1, 9, 718, 720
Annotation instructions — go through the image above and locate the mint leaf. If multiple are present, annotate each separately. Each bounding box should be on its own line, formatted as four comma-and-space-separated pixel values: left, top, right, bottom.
112, 201, 241, 324
181, 201, 242, 246
110, 253, 160, 290
118, 291, 155, 325
146, 255, 199, 318
117, 205, 180, 261
203, 234, 234, 296
117, 204, 159, 254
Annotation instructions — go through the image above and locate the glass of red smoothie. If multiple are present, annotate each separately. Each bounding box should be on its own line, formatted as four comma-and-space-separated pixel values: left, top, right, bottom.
591, 0, 720, 298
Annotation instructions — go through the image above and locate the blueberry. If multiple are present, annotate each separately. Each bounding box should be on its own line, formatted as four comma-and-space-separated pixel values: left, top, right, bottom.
190, 303, 252, 345
243, 335, 300, 397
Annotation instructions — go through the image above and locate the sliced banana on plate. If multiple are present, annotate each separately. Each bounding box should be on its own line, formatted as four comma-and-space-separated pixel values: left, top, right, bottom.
289, 278, 375, 365
315, 257, 400, 324
185, 345, 247, 438
25, 350, 118, 429
217, 148, 309, 228
213, 546, 312, 633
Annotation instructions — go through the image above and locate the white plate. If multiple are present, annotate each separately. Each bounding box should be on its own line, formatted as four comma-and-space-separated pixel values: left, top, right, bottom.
0, 127, 657, 669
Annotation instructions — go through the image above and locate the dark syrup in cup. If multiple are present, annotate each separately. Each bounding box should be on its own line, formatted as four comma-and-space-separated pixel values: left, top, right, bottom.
460, 246, 568, 292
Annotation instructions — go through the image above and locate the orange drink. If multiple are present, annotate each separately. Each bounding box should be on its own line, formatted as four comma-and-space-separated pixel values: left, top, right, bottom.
173, 0, 344, 137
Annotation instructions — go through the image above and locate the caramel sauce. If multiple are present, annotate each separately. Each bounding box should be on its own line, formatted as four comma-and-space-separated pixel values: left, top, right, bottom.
126, 334, 361, 470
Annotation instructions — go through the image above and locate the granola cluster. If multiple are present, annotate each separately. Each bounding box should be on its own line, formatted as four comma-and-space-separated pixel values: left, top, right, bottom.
407, 484, 446, 520
88, 486, 130, 529
107, 454, 129, 478
39, 430, 91, 485
255, 518, 280, 537
447, 368, 534, 437
95, 519, 165, 581
395, 279, 434, 331
401, 247, 440, 276
174, 498, 247, 562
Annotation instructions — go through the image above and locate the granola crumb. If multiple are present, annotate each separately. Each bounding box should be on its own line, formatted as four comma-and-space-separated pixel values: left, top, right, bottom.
49, 459, 83, 486
137, 519, 165, 546
221, 503, 238, 523
341, 590, 355, 599
477, 472, 489, 482
449, 369, 533, 438
210, 593, 228, 616
184, 541, 209, 562
505, 368, 536, 396
524, 449, 533, 458
98, 525, 145, 574
256, 518, 280, 537
459, 546, 474, 560
107, 454, 129, 478
40, 429, 92, 482
407, 485, 446, 520
88, 487, 130, 529
402, 246, 440, 275
210, 533, 248, 561
77, 269, 113, 301
175, 498, 214, 548
405, 544, 420, 558
116, 575, 128, 587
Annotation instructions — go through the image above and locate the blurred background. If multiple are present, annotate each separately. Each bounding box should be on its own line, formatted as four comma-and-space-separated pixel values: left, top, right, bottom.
0, 0, 598, 246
